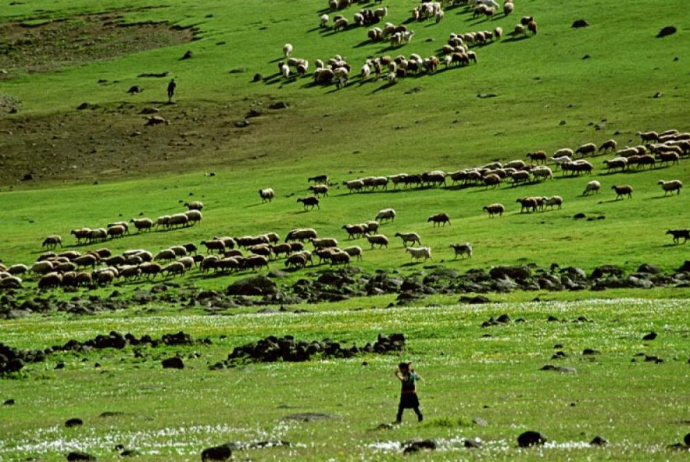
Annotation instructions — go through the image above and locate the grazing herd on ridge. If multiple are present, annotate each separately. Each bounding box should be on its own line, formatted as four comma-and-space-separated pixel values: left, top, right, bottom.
0, 129, 688, 291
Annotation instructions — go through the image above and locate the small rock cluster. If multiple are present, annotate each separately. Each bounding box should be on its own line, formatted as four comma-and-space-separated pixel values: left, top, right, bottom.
219, 333, 405, 365
0, 342, 45, 374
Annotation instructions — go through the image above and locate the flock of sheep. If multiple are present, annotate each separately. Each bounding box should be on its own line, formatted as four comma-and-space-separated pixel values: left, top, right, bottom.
275, 0, 537, 88
0, 128, 688, 292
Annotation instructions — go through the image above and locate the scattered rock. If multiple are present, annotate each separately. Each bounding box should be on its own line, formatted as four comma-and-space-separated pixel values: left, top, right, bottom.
477, 93, 497, 98
590, 436, 608, 446
201, 444, 232, 461
582, 348, 600, 355
120, 449, 140, 457
518, 430, 548, 448
459, 295, 490, 304
464, 439, 482, 449
472, 417, 487, 427
145, 115, 169, 126
657, 26, 677, 38
642, 332, 657, 341
685, 433, 690, 446
126, 86, 143, 94
253, 73, 263, 82
654, 92, 662, 99
402, 439, 436, 453
246, 109, 262, 118
574, 213, 586, 220
3, 399, 15, 405
66, 452, 97, 461
572, 19, 589, 28
489, 266, 531, 280
227, 275, 278, 296
234, 120, 250, 128
181, 50, 194, 60
161, 357, 184, 369
229, 67, 247, 73
140, 107, 159, 115
282, 412, 339, 422
65, 418, 83, 428
137, 72, 170, 78
268, 101, 289, 110
374, 423, 394, 430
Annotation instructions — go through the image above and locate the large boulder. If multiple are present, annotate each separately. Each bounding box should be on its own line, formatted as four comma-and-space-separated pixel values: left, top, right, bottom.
489, 266, 531, 281
226, 275, 279, 296
161, 357, 184, 369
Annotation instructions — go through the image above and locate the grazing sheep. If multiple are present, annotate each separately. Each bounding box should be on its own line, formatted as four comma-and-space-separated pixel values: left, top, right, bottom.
428, 213, 451, 227
285, 253, 308, 269
310, 237, 339, 250
139, 263, 163, 279
329, 251, 351, 267
583, 180, 601, 196
38, 272, 62, 290
130, 218, 153, 233
483, 203, 505, 217
8, 264, 28, 276
637, 131, 659, 143
31, 261, 54, 276
603, 157, 628, 173
286, 228, 318, 242
297, 196, 320, 210
167, 213, 189, 229
258, 188, 275, 203
483, 173, 502, 189
450, 243, 472, 259
635, 154, 656, 170
245, 255, 269, 272
269, 243, 292, 259
309, 184, 329, 197
343, 246, 363, 261
542, 195, 563, 210
42, 235, 62, 250
575, 143, 597, 157
320, 14, 329, 28
155, 215, 171, 229
612, 185, 633, 200
201, 240, 225, 254
107, 225, 126, 239
376, 208, 396, 222
163, 262, 186, 277
365, 233, 389, 249
513, 24, 526, 36
666, 229, 690, 244
155, 249, 177, 261
657, 151, 680, 166
0, 276, 22, 289
169, 245, 188, 257
516, 197, 538, 213
248, 244, 272, 257
73, 254, 99, 269
70, 228, 92, 244
185, 201, 204, 211
283, 43, 293, 58
261, 232, 280, 244
308, 174, 329, 184
503, 1, 514, 16
343, 224, 367, 239
527, 20, 538, 34
333, 17, 349, 31
527, 151, 547, 164
185, 210, 203, 226
658, 180, 683, 195
406, 246, 432, 262
599, 139, 617, 153
395, 232, 421, 247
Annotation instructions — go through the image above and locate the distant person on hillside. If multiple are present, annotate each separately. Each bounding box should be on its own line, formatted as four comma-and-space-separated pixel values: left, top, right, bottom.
394, 361, 423, 424
167, 79, 176, 103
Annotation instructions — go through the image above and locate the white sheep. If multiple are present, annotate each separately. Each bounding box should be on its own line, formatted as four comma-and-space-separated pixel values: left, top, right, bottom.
376, 208, 396, 222
542, 195, 563, 210
320, 14, 329, 28
361, 62, 371, 80
658, 180, 683, 195
365, 234, 389, 249
406, 246, 432, 261
583, 180, 601, 196
283, 43, 293, 57
281, 63, 290, 78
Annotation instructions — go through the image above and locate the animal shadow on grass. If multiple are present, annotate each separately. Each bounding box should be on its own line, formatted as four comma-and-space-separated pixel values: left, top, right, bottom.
307, 26, 322, 33
268, 57, 283, 63
400, 261, 422, 267
354, 39, 373, 48
501, 35, 529, 43
651, 195, 677, 200
370, 81, 398, 94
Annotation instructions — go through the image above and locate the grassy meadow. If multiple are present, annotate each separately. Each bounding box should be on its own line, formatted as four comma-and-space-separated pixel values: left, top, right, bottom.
1, 0, 690, 459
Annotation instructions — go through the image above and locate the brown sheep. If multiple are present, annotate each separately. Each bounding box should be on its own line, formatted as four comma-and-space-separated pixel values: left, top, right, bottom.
527, 151, 547, 164
483, 203, 505, 217
297, 196, 320, 210
612, 185, 633, 200
428, 213, 451, 227
599, 139, 617, 153
516, 197, 538, 213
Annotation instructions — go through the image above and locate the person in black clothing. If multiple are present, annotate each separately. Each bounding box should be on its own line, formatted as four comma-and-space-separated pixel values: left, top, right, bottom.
167, 79, 176, 103
394, 361, 423, 423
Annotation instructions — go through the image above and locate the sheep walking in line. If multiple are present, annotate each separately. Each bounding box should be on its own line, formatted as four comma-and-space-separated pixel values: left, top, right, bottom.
483, 203, 505, 218
42, 235, 62, 250
612, 185, 633, 200
449, 243, 472, 259
366, 234, 389, 249
376, 208, 396, 222
428, 212, 450, 227
297, 196, 320, 210
658, 180, 682, 196
406, 246, 431, 262
395, 232, 421, 247
130, 218, 153, 233
666, 229, 690, 244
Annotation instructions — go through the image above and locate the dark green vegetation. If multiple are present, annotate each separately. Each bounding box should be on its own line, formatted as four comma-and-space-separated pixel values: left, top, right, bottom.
1, 0, 690, 459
